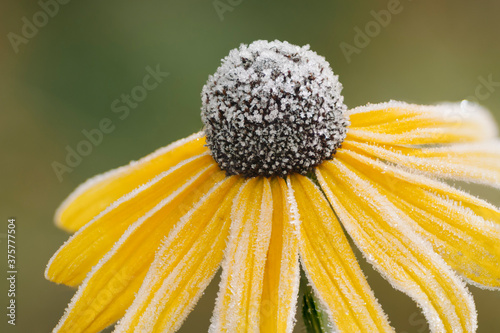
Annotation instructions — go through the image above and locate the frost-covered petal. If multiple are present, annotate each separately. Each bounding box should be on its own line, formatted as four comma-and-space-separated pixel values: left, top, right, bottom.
51, 173, 227, 333
336, 148, 500, 289
209, 177, 274, 332
260, 178, 300, 333
343, 139, 500, 189
46, 153, 220, 286
346, 101, 497, 145
113, 176, 242, 333
317, 160, 477, 333
289, 174, 393, 333
55, 132, 207, 232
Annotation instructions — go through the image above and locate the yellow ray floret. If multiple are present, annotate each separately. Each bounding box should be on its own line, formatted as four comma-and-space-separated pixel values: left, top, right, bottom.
46, 153, 220, 286
289, 174, 393, 333
114, 176, 242, 333
260, 178, 300, 333
55, 132, 207, 232
209, 177, 274, 332
317, 160, 477, 333
346, 101, 497, 145
51, 169, 229, 333
343, 140, 500, 189
335, 148, 500, 289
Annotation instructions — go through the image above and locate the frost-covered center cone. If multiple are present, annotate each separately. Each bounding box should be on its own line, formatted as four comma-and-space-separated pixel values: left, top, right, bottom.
201, 40, 349, 177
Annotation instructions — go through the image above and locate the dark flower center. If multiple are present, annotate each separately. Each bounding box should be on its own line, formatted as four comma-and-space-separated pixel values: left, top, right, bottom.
201, 40, 349, 177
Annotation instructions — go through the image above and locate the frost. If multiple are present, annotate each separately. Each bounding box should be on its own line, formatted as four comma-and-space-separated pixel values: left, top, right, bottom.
114, 178, 236, 333
201, 40, 349, 177
317, 160, 478, 333
209, 179, 273, 332
347, 100, 498, 145
54, 132, 204, 228
50, 162, 217, 333
349, 139, 500, 190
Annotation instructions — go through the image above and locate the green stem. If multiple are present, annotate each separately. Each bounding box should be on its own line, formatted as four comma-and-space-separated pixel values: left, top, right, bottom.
302, 285, 328, 333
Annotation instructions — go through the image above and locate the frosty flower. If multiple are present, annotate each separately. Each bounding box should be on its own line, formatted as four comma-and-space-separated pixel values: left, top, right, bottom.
46, 40, 500, 333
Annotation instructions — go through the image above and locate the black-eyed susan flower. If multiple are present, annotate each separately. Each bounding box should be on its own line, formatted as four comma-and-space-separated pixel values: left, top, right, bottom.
46, 40, 500, 333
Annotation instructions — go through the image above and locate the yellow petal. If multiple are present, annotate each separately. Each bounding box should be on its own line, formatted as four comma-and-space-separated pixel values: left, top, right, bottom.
46, 153, 220, 286
260, 178, 300, 333
51, 172, 229, 333
343, 139, 500, 189
341, 142, 500, 224
113, 176, 242, 333
289, 174, 393, 333
56, 132, 207, 232
209, 177, 274, 333
318, 159, 478, 333
336, 148, 500, 289
346, 101, 497, 145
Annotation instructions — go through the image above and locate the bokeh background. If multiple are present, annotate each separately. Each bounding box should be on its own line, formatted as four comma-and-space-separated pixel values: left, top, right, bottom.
1, 0, 500, 332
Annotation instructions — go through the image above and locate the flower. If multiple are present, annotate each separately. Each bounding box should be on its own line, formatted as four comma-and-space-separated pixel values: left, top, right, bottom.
46, 40, 500, 333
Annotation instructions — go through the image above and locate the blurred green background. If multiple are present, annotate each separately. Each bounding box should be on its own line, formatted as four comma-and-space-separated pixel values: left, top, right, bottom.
1, 0, 500, 332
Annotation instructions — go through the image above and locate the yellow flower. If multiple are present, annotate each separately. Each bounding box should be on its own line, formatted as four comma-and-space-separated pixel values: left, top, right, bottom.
46, 40, 500, 333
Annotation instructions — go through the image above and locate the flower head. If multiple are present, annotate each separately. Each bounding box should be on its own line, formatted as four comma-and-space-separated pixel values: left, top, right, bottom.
202, 40, 348, 177
46, 40, 500, 333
